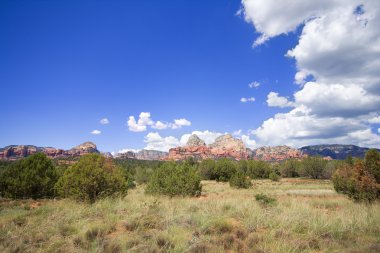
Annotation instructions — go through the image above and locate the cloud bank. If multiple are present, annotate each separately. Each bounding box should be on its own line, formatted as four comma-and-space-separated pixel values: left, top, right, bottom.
241, 0, 380, 147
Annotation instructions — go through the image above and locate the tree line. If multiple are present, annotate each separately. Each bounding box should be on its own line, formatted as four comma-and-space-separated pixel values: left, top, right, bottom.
0, 150, 379, 202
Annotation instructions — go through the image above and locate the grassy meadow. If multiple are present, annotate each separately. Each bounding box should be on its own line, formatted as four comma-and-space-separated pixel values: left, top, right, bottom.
0, 178, 379, 253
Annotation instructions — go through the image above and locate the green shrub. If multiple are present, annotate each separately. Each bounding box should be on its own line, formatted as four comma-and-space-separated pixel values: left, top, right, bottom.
364, 149, 380, 183
146, 162, 202, 197
0, 153, 58, 199
246, 160, 271, 179
333, 159, 378, 202
301, 156, 328, 179
199, 159, 216, 180
255, 193, 277, 206
280, 159, 301, 178
134, 167, 153, 184
55, 154, 128, 203
229, 170, 252, 189
269, 172, 281, 182
214, 158, 236, 182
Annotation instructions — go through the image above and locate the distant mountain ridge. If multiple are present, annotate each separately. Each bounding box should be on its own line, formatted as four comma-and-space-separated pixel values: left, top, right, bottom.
0, 142, 100, 161
114, 150, 168, 161
300, 144, 380, 160
1, 141, 378, 162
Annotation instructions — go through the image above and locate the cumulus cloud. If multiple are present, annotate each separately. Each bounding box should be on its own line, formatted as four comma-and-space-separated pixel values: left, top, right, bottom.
240, 97, 255, 103
248, 81, 260, 88
173, 118, 192, 128
368, 115, 380, 124
127, 112, 191, 132
180, 130, 225, 146
241, 134, 257, 149
144, 132, 181, 152
152, 121, 169, 130
117, 148, 141, 154
128, 115, 147, 132
241, 0, 380, 147
266, 92, 294, 108
90, 130, 101, 135
100, 118, 109, 125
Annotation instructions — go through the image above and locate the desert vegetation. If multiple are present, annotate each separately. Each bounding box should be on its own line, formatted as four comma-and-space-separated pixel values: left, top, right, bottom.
0, 150, 379, 252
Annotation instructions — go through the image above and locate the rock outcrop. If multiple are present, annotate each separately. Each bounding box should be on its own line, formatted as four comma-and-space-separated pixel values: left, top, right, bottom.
186, 134, 206, 147
165, 134, 250, 161
0, 142, 100, 160
135, 150, 168, 160
114, 149, 168, 160
300, 144, 380, 160
252, 146, 305, 162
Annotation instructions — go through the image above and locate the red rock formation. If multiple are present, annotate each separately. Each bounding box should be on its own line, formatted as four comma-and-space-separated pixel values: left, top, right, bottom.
251, 146, 306, 162
164, 134, 251, 161
0, 142, 99, 160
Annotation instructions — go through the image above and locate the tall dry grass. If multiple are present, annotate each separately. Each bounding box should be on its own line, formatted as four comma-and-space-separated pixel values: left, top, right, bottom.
0, 178, 379, 252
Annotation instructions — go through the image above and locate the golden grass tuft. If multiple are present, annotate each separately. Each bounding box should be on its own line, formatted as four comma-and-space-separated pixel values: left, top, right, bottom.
0, 178, 379, 252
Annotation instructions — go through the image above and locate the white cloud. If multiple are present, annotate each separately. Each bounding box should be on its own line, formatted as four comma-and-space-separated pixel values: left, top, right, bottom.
267, 92, 294, 108
241, 134, 257, 149
152, 121, 169, 130
241, 0, 380, 147
127, 112, 191, 132
100, 118, 109, 125
144, 132, 181, 152
90, 130, 101, 135
378, 128, 380, 133
294, 82, 380, 117
117, 148, 141, 154
248, 81, 260, 88
127, 116, 147, 132
137, 112, 154, 127
180, 130, 224, 146
368, 116, 380, 124
240, 97, 255, 103
174, 118, 191, 127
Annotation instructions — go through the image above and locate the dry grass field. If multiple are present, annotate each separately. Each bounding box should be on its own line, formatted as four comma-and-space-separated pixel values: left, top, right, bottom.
0, 178, 379, 253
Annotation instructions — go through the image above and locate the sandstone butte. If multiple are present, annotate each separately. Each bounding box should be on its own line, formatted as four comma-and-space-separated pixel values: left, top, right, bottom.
0, 142, 99, 161
163, 134, 306, 161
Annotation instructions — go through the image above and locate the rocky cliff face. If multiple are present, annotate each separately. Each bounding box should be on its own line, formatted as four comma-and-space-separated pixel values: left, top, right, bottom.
186, 134, 206, 147
114, 149, 168, 160
135, 150, 168, 160
252, 146, 305, 162
164, 134, 309, 162
0, 142, 100, 160
165, 134, 250, 161
300, 144, 380, 160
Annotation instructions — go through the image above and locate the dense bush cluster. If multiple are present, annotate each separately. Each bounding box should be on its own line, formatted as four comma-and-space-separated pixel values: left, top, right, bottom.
332, 149, 380, 202
146, 162, 202, 197
0, 148, 366, 202
0, 153, 58, 199
229, 169, 252, 189
0, 153, 133, 202
55, 154, 130, 203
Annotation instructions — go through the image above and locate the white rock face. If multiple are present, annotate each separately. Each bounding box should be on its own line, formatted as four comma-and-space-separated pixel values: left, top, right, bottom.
186, 134, 206, 147
209, 134, 246, 152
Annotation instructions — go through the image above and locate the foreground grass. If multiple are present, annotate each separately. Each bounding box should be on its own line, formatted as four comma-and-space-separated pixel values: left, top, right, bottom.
0, 179, 379, 253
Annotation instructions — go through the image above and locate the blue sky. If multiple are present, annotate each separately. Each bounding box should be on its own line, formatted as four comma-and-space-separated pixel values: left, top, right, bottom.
1, 0, 380, 152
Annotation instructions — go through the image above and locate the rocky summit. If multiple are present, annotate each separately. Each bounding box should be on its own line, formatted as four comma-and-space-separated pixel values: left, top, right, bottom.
252, 145, 305, 162
114, 149, 168, 160
186, 134, 206, 147
165, 134, 308, 162
165, 134, 250, 161
0, 142, 99, 161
